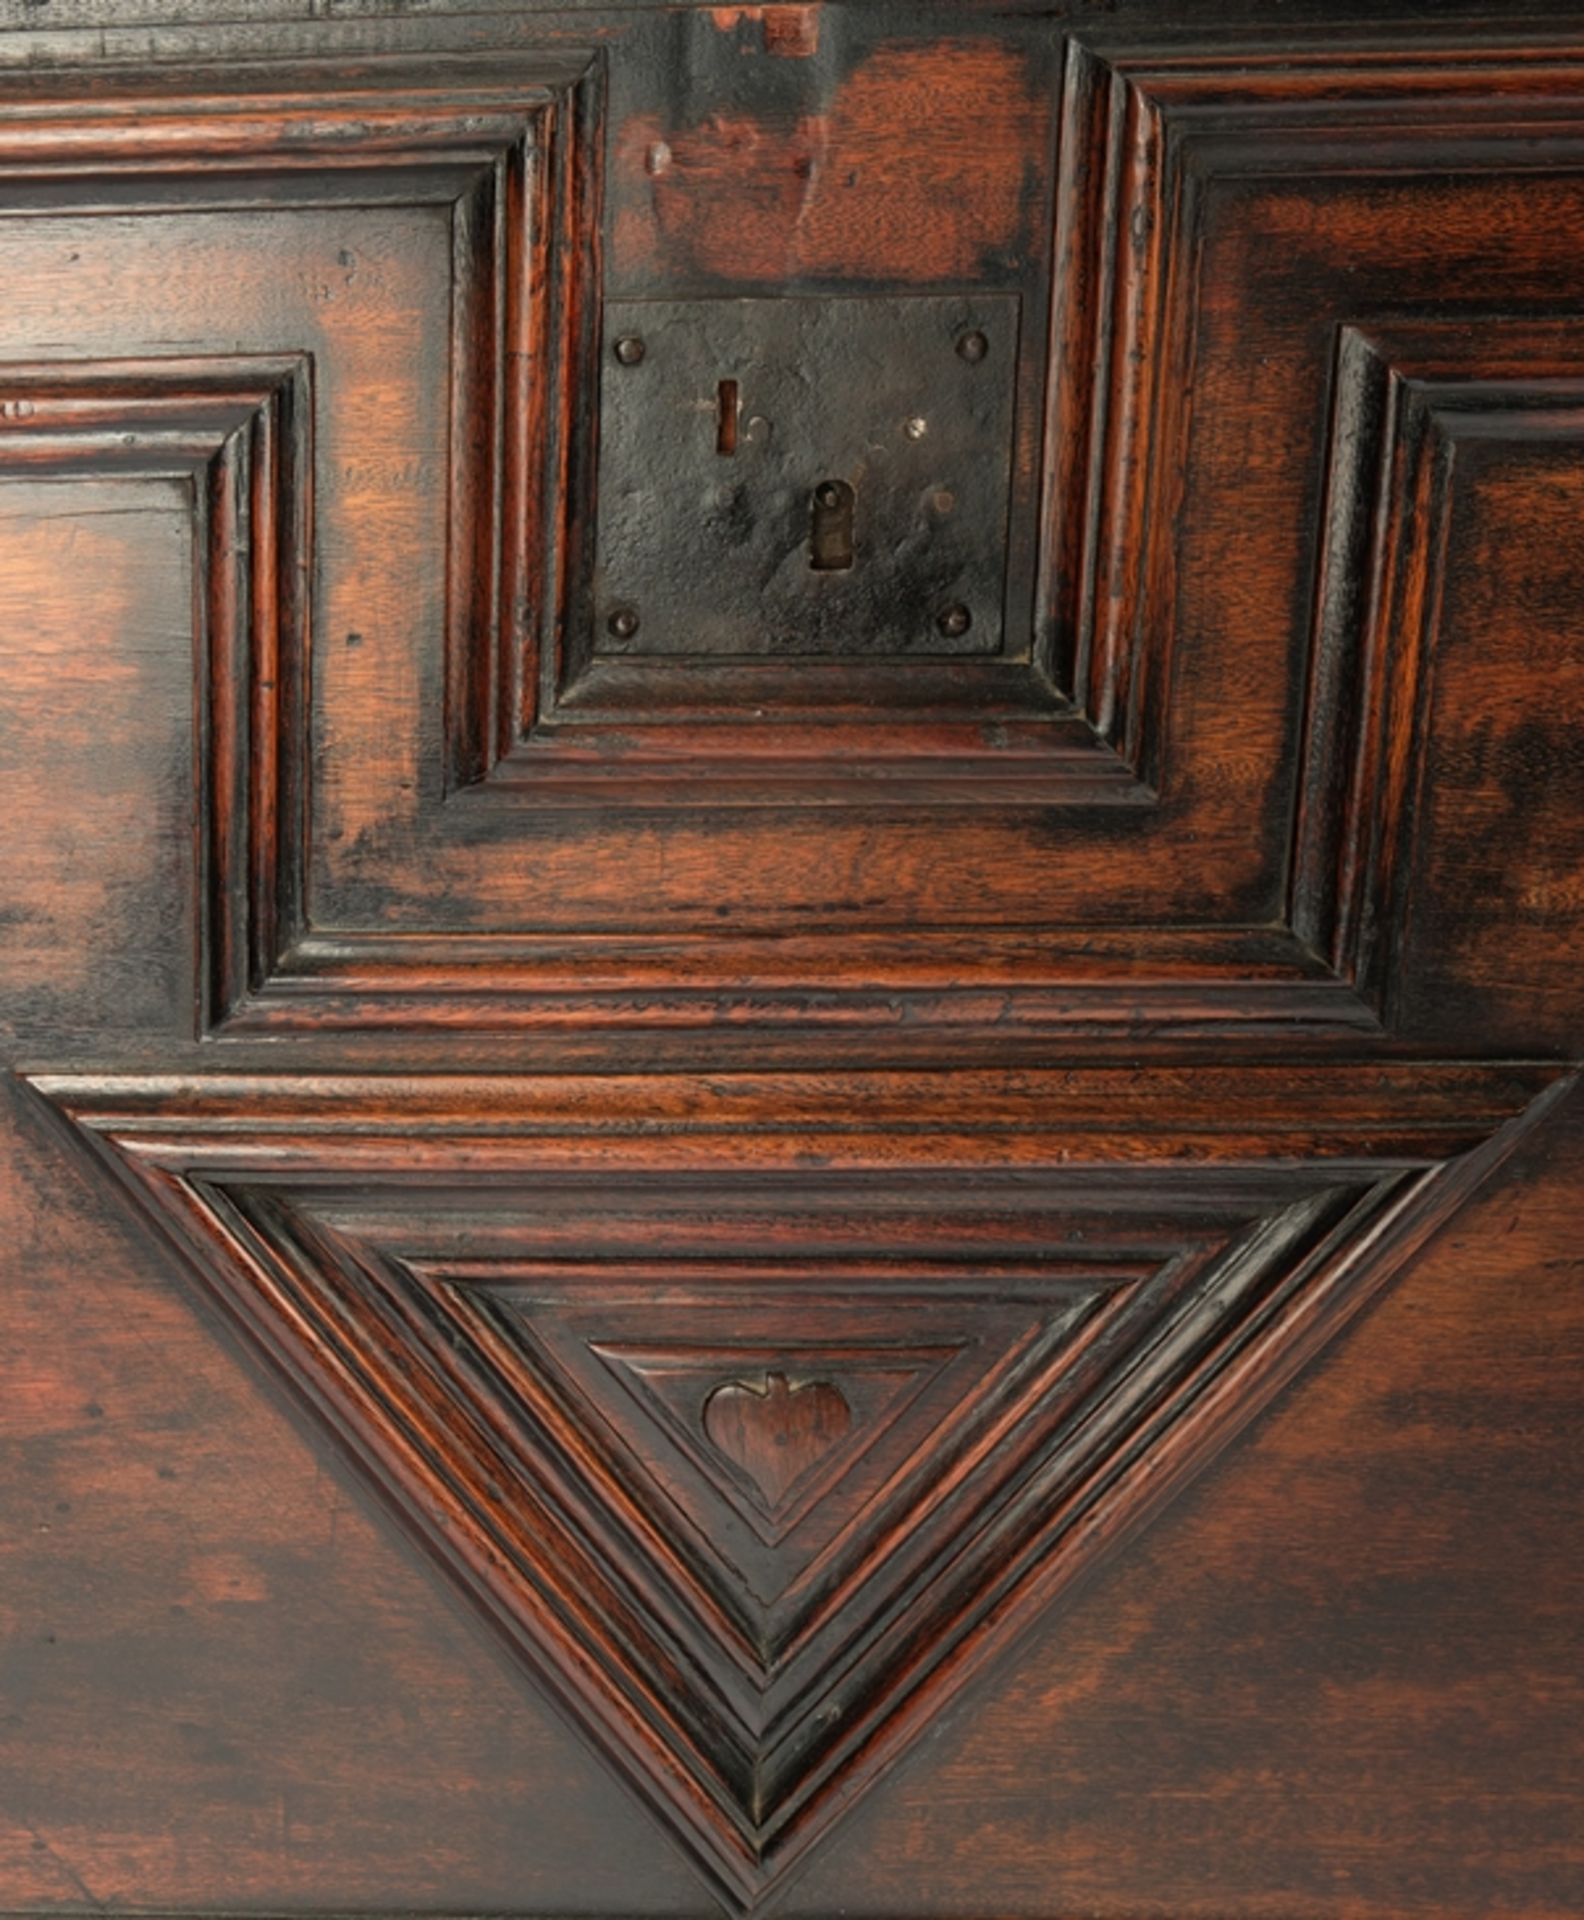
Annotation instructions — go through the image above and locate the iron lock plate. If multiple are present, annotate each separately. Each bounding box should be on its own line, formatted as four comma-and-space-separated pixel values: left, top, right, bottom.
592, 294, 1019, 659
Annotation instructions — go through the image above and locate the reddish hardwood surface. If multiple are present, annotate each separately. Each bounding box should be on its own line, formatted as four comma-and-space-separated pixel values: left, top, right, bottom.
0, 3, 1580, 1917
3, 1067, 1579, 1912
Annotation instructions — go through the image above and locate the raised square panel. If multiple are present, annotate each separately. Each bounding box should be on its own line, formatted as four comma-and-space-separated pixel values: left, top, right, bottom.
1032, 38, 1584, 1049
1402, 426, 1584, 1049
11, 33, 1584, 1052
0, 56, 595, 1043
1295, 322, 1584, 1046
0, 358, 310, 1038
275, 38, 1584, 1045
0, 469, 195, 1048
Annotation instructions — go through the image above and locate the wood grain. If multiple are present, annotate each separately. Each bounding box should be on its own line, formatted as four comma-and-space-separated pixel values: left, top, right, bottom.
9, 30, 1584, 1048
0, 7, 1581, 1920
28, 1063, 1571, 1910
0, 1075, 701, 1915
790, 1074, 1584, 1920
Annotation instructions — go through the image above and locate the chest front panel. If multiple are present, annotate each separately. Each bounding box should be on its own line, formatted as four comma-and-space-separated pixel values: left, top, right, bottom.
1, 6, 1580, 1920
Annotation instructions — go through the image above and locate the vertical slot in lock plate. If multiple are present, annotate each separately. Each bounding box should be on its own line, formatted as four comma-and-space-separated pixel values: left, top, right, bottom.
594, 294, 1019, 658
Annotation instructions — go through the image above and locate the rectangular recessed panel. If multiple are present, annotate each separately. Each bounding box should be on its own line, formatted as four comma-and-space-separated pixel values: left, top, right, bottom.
593, 294, 1019, 657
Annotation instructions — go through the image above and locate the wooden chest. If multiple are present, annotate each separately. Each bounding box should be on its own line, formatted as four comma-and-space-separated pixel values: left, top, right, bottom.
1, 3, 1580, 1916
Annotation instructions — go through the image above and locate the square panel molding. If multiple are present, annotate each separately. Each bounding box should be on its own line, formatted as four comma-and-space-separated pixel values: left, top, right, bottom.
11, 39, 1584, 1047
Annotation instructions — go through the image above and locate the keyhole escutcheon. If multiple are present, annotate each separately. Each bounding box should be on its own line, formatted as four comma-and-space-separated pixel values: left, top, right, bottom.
716, 379, 741, 456
810, 479, 855, 572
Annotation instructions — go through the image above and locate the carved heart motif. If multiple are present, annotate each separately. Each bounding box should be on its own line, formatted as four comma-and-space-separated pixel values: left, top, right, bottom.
702, 1372, 852, 1511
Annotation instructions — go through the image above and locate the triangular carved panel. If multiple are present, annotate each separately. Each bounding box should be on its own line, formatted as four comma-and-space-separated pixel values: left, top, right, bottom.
31, 1068, 1564, 1912
456, 1268, 1128, 1630
603, 1343, 944, 1540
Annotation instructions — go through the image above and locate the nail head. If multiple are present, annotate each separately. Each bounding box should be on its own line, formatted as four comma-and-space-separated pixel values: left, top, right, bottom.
937, 603, 973, 639
956, 329, 989, 364
613, 336, 647, 366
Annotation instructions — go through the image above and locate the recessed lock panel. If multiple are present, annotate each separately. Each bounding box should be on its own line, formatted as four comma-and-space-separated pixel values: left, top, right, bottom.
593, 294, 1019, 658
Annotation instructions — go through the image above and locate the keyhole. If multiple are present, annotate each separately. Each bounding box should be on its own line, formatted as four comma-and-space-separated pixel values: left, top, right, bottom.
810, 479, 855, 571
716, 379, 740, 456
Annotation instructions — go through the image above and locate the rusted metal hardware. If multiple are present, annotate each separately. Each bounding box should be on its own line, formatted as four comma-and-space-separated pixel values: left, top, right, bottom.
594, 293, 1019, 658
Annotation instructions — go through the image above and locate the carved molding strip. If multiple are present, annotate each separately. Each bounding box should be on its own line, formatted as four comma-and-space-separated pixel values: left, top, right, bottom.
1043, 36, 1584, 781
0, 61, 598, 1034
1293, 320, 1584, 1021
17, 46, 1584, 1041
0, 354, 311, 1032
216, 41, 1584, 1040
